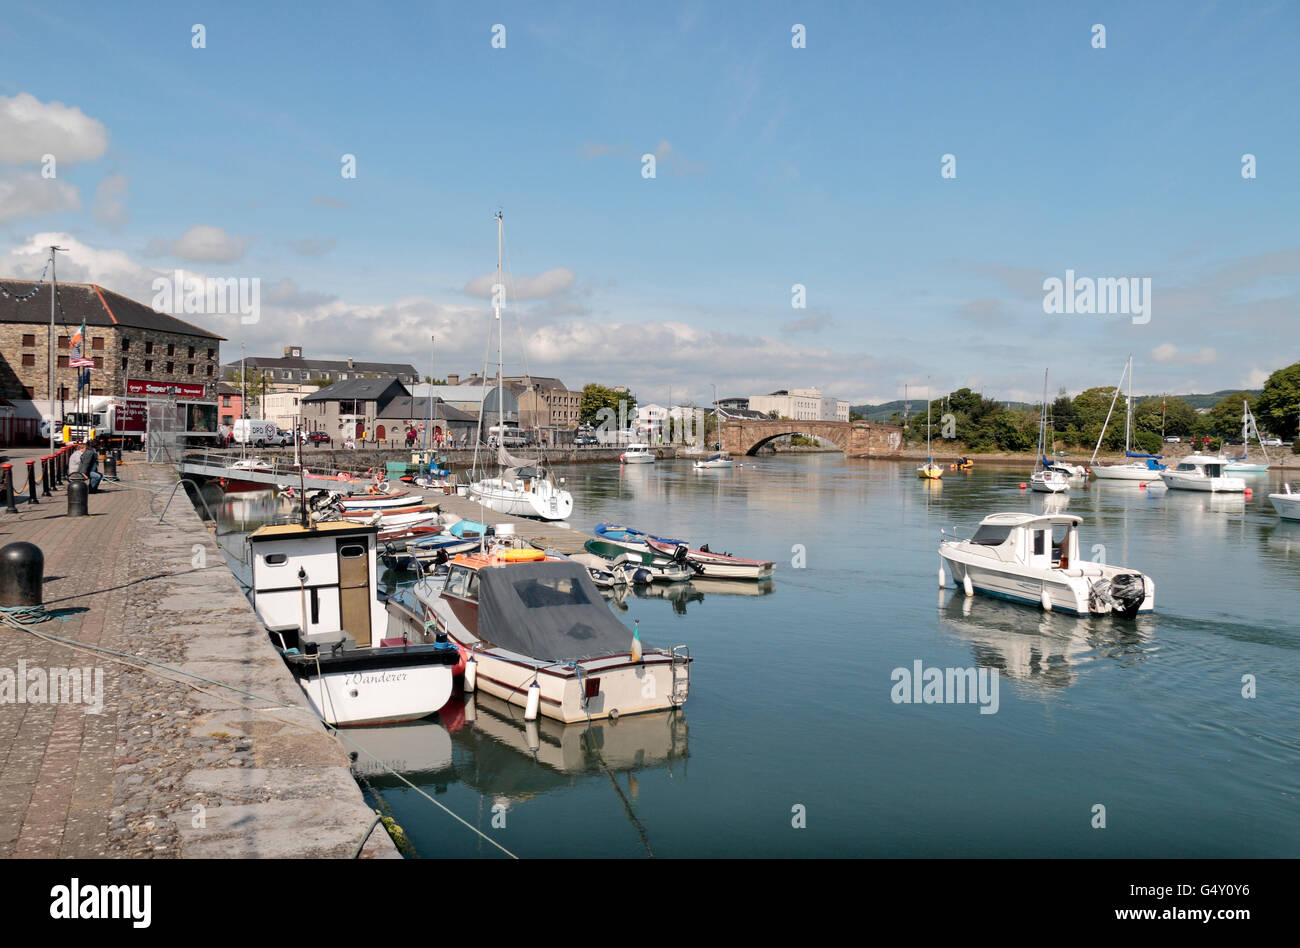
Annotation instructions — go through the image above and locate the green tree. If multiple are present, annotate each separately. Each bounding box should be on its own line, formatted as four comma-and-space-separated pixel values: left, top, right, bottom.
579, 383, 637, 427
1205, 393, 1255, 439
224, 368, 270, 402
1257, 362, 1300, 441
1134, 396, 1197, 438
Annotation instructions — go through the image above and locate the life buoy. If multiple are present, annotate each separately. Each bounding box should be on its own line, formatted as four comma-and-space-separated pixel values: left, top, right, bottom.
337, 472, 347, 482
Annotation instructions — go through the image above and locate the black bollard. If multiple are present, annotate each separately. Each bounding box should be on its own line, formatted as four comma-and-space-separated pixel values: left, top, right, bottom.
103, 454, 117, 479
25, 460, 37, 505
1, 464, 15, 514
0, 541, 44, 606
66, 473, 89, 517
41, 458, 52, 497
52, 451, 62, 487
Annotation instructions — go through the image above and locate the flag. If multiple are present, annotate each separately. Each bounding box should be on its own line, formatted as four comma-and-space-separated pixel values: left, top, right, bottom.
69, 357, 95, 368
70, 321, 84, 351
77, 368, 90, 392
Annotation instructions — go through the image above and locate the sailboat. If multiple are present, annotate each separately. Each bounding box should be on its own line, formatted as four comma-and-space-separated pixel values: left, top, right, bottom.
1091, 355, 1167, 481
916, 380, 943, 479
1030, 370, 1069, 493
1225, 401, 1270, 474
467, 212, 575, 521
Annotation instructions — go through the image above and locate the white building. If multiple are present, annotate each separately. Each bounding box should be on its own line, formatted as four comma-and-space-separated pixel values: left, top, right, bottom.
262, 386, 319, 432
636, 403, 668, 436
748, 388, 849, 422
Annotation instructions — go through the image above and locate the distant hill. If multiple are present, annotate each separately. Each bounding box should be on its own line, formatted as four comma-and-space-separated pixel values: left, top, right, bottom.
852, 398, 1033, 422
852, 389, 1261, 420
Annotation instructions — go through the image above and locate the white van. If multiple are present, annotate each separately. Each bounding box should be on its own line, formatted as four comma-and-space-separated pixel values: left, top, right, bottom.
232, 419, 284, 447
487, 425, 529, 448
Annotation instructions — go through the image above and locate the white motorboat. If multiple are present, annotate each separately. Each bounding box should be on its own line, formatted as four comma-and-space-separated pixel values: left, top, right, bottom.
1225, 402, 1271, 474
1030, 469, 1071, 493
620, 443, 655, 464
939, 512, 1155, 616
1043, 459, 1088, 478
1159, 455, 1247, 493
467, 212, 575, 521
1029, 370, 1069, 493
384, 546, 692, 723
1090, 355, 1168, 481
1269, 484, 1300, 520
246, 519, 458, 726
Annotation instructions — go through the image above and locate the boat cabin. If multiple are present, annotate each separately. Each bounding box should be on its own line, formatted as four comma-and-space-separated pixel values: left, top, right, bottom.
969, 512, 1081, 570
1173, 455, 1226, 477
248, 520, 388, 649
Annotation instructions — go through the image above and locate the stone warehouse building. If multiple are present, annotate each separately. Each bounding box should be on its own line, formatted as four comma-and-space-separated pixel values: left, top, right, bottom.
0, 280, 225, 400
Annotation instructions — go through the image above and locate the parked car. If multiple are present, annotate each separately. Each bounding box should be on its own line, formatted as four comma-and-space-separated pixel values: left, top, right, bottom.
1164, 436, 1181, 443
574, 433, 598, 446
307, 431, 331, 445
1263, 438, 1283, 447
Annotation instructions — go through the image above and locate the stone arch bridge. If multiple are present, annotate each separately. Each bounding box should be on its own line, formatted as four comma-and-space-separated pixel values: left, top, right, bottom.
720, 419, 905, 457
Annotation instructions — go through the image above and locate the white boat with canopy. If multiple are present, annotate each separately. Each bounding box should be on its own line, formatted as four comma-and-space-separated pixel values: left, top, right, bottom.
1158, 455, 1247, 493
938, 512, 1154, 616
621, 443, 654, 464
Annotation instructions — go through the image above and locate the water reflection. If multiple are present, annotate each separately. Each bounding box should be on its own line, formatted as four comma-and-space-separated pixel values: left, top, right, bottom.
937, 592, 1155, 692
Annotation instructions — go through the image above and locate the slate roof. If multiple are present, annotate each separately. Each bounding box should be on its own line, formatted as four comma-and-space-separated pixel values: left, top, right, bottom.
301, 378, 409, 402
0, 280, 225, 340
377, 396, 476, 422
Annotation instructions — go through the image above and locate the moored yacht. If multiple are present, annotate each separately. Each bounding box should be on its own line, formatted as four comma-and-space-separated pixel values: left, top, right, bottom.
1269, 484, 1300, 521
938, 512, 1154, 616
620, 443, 655, 464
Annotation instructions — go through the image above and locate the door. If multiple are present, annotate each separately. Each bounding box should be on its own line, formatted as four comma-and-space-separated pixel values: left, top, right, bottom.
337, 538, 372, 646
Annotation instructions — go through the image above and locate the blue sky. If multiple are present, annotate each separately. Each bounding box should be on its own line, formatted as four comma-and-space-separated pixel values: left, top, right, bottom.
2, 0, 1297, 406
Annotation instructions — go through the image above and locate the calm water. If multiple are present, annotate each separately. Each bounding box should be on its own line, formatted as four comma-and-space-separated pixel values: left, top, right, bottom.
208, 455, 1300, 857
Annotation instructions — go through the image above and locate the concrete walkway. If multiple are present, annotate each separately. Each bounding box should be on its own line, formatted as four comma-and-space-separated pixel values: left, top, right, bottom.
0, 461, 397, 858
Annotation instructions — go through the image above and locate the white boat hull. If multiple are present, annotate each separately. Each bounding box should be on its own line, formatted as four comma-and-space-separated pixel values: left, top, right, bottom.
940, 546, 1154, 616
296, 662, 454, 727
1092, 463, 1162, 481
470, 478, 574, 520
1270, 494, 1300, 521
1030, 471, 1070, 493
1159, 471, 1246, 492
1224, 462, 1269, 474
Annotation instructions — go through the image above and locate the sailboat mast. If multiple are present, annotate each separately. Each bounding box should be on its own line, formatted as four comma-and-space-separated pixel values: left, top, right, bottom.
1124, 354, 1133, 453
496, 211, 504, 454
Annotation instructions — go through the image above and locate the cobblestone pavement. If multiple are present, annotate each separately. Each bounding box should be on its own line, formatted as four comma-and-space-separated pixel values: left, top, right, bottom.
0, 462, 396, 858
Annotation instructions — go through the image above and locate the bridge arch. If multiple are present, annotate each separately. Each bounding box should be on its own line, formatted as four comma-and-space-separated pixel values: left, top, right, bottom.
721, 419, 904, 457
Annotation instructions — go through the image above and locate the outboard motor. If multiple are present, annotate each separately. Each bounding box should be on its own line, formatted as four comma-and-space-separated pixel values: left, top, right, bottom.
1108, 573, 1146, 619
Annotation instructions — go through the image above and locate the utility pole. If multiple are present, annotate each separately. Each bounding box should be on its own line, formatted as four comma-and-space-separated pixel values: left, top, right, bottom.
47, 244, 66, 455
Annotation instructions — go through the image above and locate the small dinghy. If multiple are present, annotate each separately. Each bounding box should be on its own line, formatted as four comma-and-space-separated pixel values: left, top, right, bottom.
583, 539, 693, 583
939, 512, 1154, 617
693, 453, 734, 469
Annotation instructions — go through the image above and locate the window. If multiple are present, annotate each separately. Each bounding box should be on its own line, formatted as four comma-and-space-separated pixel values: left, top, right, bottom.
167, 343, 174, 356
93, 357, 103, 369
1033, 531, 1046, 556
166, 362, 174, 373
23, 386, 33, 399
513, 576, 589, 608
122, 339, 131, 351
145, 341, 154, 354
91, 387, 103, 396
265, 553, 289, 566
21, 334, 35, 347
223, 396, 231, 407
145, 360, 153, 372
187, 346, 195, 358
92, 337, 105, 350
57, 355, 69, 368
21, 354, 35, 367
207, 348, 215, 360
206, 365, 213, 376
444, 567, 469, 598
121, 357, 128, 370
187, 364, 194, 375
58, 336, 70, 349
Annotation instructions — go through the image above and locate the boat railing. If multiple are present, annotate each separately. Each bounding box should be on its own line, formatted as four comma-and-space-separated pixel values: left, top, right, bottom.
178, 448, 429, 486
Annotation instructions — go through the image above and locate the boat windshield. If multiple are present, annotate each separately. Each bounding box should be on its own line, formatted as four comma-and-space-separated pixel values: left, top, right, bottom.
971, 523, 1014, 546
1176, 463, 1197, 471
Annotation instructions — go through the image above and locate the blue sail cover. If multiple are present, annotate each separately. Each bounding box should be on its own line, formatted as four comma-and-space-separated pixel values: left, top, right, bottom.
1125, 451, 1163, 459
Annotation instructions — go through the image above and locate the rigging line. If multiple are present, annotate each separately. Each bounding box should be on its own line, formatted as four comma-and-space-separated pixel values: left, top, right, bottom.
0, 259, 52, 300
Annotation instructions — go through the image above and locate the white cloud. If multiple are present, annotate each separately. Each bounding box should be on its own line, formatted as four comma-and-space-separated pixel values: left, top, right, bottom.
1242, 367, 1270, 389
0, 93, 109, 164
146, 225, 247, 262
92, 173, 129, 229
1151, 343, 1216, 365
0, 173, 80, 221
464, 267, 576, 301
287, 237, 337, 257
